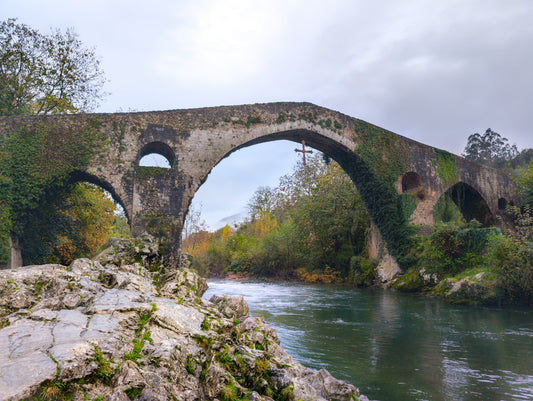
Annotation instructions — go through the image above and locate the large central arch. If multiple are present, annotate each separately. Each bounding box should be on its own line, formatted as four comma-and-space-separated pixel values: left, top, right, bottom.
195, 127, 412, 263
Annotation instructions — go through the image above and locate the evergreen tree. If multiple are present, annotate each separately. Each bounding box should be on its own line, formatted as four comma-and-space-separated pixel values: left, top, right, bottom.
462, 128, 518, 168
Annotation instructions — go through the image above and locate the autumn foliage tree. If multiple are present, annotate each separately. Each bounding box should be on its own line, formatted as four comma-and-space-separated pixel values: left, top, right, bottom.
0, 19, 111, 266
50, 183, 115, 264
185, 153, 372, 281
0, 18, 105, 115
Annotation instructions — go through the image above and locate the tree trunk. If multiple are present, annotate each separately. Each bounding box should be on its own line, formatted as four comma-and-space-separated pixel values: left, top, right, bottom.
8, 236, 22, 268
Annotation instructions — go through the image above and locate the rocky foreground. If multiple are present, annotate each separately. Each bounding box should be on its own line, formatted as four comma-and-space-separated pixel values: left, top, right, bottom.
0, 236, 365, 401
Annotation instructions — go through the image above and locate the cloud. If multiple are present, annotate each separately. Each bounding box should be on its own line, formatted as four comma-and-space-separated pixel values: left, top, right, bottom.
306, 0, 533, 152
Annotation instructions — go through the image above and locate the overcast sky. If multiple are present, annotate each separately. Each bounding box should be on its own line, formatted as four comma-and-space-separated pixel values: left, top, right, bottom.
4, 0, 533, 229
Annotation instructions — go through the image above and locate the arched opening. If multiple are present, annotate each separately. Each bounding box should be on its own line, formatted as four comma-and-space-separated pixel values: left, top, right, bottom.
498, 197, 508, 210
433, 182, 494, 226
11, 170, 132, 266
137, 141, 175, 168
183, 137, 375, 280
182, 128, 411, 280
186, 130, 360, 234
64, 172, 131, 260
401, 172, 425, 199
69, 170, 130, 223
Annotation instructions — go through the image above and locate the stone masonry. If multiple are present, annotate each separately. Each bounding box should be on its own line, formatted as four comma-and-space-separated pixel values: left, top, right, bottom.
0, 102, 516, 268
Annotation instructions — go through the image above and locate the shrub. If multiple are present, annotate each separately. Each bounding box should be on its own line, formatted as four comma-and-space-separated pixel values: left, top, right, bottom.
348, 256, 376, 287
486, 232, 533, 304
416, 223, 494, 277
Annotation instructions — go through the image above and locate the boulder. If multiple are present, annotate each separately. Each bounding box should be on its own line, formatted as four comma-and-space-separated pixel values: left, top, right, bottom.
0, 236, 364, 400
209, 294, 249, 320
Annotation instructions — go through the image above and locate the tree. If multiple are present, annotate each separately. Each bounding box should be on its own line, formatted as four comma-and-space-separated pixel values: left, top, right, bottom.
192, 153, 372, 280
516, 160, 533, 205
247, 186, 277, 220
0, 19, 107, 267
462, 128, 518, 168
292, 159, 370, 275
0, 18, 105, 115
182, 202, 208, 240
49, 183, 115, 264
1, 119, 105, 265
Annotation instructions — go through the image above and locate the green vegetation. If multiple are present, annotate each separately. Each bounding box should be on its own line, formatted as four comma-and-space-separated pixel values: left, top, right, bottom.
124, 387, 143, 400
92, 345, 114, 384
433, 193, 463, 224
435, 149, 458, 186
462, 128, 519, 169
25, 380, 75, 401
399, 193, 417, 221
516, 159, 533, 205
184, 154, 373, 283
0, 19, 120, 266
0, 18, 105, 116
415, 221, 493, 277
219, 382, 241, 401
109, 210, 131, 239
393, 209, 533, 305
125, 303, 157, 364
0, 118, 110, 265
245, 115, 262, 128
350, 119, 415, 265
134, 165, 168, 180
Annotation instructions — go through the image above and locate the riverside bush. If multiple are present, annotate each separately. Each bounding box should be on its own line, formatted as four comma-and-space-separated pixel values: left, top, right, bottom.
414, 222, 494, 277
486, 232, 533, 304
348, 256, 376, 287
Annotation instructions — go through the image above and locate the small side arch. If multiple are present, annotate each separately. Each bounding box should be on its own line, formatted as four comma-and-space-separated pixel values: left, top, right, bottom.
400, 172, 425, 199
137, 141, 175, 168
434, 181, 494, 226
498, 197, 508, 210
69, 170, 131, 224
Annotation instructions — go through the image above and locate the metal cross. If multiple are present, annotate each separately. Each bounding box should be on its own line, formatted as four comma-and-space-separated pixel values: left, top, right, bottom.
294, 140, 313, 165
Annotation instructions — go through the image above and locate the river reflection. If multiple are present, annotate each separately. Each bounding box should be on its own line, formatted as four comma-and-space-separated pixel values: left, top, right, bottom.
204, 280, 533, 401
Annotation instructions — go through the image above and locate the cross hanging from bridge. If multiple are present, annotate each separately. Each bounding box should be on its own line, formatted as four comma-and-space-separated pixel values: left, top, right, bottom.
294, 140, 313, 165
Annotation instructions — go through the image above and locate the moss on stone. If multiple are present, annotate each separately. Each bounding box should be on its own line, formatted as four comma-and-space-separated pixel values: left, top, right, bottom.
390, 268, 425, 292
134, 165, 168, 180
435, 149, 458, 186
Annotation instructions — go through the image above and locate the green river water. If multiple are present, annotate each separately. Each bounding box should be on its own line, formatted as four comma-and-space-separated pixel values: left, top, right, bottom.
204, 280, 533, 401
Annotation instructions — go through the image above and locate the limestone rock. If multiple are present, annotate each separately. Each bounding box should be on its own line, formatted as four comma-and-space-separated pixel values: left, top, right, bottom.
0, 235, 364, 400
158, 268, 208, 299
308, 369, 358, 400
151, 298, 204, 335
113, 360, 145, 389
376, 252, 401, 284
209, 294, 249, 320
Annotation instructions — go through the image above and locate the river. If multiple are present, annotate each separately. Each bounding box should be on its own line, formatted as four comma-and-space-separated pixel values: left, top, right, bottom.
204, 280, 533, 401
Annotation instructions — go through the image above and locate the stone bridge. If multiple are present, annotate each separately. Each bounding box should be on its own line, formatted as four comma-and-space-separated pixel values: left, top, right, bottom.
1, 102, 516, 268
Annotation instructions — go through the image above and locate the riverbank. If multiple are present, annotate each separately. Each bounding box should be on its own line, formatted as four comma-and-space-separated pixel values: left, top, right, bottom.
208, 265, 528, 308
0, 236, 364, 401
205, 279, 533, 401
